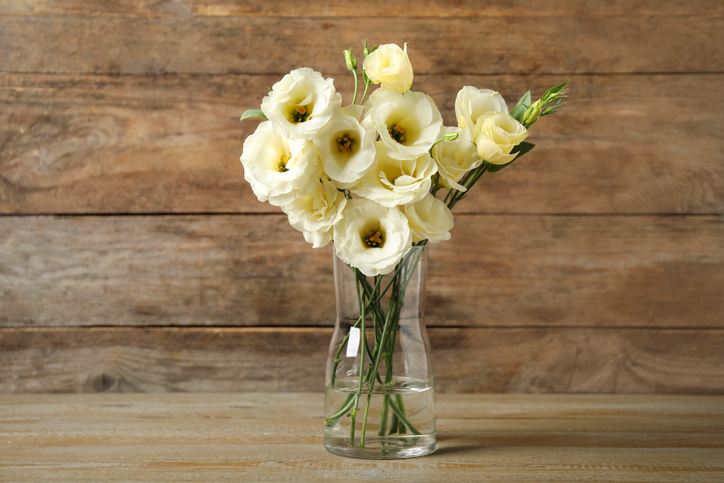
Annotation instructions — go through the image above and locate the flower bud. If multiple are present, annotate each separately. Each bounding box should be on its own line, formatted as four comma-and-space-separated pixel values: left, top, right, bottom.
443, 131, 460, 142
343, 47, 357, 71
523, 100, 542, 126
362, 39, 376, 58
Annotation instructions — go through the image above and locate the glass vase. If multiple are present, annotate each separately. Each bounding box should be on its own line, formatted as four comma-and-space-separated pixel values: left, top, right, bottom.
324, 245, 435, 459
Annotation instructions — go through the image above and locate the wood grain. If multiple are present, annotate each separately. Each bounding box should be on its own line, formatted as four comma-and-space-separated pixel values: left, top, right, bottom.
193, 0, 724, 17
1, 394, 722, 482
1, 327, 723, 394
1, 16, 722, 75
0, 0, 192, 18
3, 0, 722, 18
2, 0, 723, 400
1, 214, 722, 329
2, 74, 722, 215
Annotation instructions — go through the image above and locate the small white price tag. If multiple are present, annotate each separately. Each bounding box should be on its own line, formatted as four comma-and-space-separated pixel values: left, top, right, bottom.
346, 327, 361, 358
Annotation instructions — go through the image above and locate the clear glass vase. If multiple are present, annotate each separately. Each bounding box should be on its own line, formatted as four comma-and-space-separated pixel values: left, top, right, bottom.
324, 245, 435, 459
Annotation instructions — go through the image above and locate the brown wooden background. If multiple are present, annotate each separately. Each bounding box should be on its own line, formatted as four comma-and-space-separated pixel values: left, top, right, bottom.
1, 1, 723, 394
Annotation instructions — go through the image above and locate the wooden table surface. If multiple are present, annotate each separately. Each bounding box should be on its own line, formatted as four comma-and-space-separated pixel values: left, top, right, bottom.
1, 394, 722, 482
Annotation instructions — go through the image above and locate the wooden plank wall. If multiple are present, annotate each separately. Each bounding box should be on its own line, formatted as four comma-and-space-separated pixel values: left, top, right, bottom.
1, 1, 723, 394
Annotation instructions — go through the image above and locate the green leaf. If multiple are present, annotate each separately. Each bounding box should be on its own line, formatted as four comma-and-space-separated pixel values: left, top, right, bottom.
240, 109, 268, 121
510, 91, 531, 124
487, 142, 535, 172
541, 80, 569, 102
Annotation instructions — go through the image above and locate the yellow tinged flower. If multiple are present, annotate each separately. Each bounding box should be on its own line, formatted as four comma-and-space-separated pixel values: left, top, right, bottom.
240, 121, 323, 206
400, 194, 454, 244
474, 112, 528, 165
332, 198, 412, 277
282, 178, 347, 248
352, 144, 437, 207
454, 86, 508, 141
261, 68, 341, 141
362, 43, 413, 94
364, 88, 443, 161
313, 105, 376, 189
431, 126, 481, 191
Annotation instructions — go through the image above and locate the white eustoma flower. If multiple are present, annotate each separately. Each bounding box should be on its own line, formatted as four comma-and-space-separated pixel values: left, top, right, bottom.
400, 193, 454, 244
455, 86, 508, 141
362, 43, 414, 94
261, 68, 342, 140
364, 88, 442, 161
333, 198, 412, 277
431, 126, 482, 191
282, 177, 347, 248
313, 105, 376, 189
475, 111, 529, 165
353, 144, 437, 207
240, 121, 322, 206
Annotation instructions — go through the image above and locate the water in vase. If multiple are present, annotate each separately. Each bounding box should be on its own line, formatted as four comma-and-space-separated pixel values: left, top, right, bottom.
324, 377, 436, 459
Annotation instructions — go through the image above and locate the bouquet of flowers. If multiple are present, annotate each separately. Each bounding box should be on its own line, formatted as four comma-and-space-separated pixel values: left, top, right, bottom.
240, 40, 568, 457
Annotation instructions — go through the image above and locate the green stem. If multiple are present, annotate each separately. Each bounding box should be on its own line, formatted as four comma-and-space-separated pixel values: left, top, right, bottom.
379, 394, 391, 436
324, 394, 355, 426
396, 394, 407, 435
359, 80, 371, 105
430, 173, 441, 197
371, 251, 425, 437
447, 162, 489, 210
351, 69, 359, 105
330, 251, 427, 440
349, 394, 358, 445
382, 250, 425, 435
376, 272, 401, 436
428, 137, 446, 152
360, 393, 372, 448
355, 270, 386, 329
330, 268, 395, 387
349, 269, 368, 447
365, 289, 398, 387
388, 397, 421, 435
389, 410, 399, 435
329, 312, 365, 387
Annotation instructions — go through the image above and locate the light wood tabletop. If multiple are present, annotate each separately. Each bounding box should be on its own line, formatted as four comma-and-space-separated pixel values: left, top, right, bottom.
1, 393, 722, 482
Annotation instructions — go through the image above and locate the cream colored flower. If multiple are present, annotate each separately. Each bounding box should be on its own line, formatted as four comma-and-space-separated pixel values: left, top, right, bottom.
400, 193, 454, 244
475, 111, 529, 165
454, 86, 508, 141
240, 121, 322, 206
333, 198, 412, 277
364, 88, 442, 161
431, 126, 481, 191
362, 43, 413, 94
352, 144, 437, 207
282, 177, 347, 248
313, 105, 376, 189
261, 68, 342, 140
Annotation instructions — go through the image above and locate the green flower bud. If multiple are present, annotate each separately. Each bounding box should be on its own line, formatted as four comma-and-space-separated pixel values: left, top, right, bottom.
442, 131, 460, 142
524, 100, 542, 126
344, 47, 357, 71
362, 38, 370, 58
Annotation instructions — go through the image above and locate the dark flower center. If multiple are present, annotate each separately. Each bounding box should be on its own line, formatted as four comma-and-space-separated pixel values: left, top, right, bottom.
290, 105, 310, 123
363, 229, 384, 248
336, 134, 355, 154
388, 123, 406, 144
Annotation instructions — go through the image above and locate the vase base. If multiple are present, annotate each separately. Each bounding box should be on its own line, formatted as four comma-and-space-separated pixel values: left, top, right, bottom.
324, 433, 436, 460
